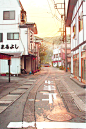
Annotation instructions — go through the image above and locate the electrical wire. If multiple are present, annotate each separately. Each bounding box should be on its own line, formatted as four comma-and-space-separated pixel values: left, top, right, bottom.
43, 32, 59, 43
52, 0, 64, 19
47, 0, 61, 22
29, 16, 54, 18
41, 29, 59, 37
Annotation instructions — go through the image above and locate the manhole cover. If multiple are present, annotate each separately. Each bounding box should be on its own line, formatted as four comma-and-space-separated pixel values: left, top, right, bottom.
47, 113, 72, 121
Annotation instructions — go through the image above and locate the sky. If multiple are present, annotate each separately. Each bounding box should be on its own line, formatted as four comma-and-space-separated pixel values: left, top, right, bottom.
20, 0, 70, 38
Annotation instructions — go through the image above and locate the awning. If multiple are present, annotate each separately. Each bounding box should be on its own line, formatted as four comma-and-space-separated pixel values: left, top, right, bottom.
0, 53, 12, 60
19, 22, 38, 34
4, 52, 23, 58
71, 41, 86, 51
53, 61, 61, 63
28, 52, 36, 57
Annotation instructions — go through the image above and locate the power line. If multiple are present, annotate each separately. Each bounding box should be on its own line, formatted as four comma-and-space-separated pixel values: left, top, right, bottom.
47, 0, 62, 22
43, 32, 59, 43
29, 16, 54, 18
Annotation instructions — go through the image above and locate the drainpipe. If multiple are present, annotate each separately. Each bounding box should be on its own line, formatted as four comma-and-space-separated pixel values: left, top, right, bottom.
8, 60, 10, 82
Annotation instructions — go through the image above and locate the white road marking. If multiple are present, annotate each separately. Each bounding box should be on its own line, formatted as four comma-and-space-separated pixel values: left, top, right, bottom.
45, 80, 47, 83
45, 80, 53, 84
28, 99, 34, 101
7, 122, 86, 128
44, 85, 56, 91
42, 93, 57, 104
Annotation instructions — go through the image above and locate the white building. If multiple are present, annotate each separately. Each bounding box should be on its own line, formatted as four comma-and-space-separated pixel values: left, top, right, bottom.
66, 0, 86, 84
0, 0, 38, 75
52, 47, 61, 67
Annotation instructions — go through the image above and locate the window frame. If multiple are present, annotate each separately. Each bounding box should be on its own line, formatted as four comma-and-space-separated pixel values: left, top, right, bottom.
0, 33, 3, 42
7, 33, 19, 40
79, 16, 83, 32
73, 24, 76, 39
3, 11, 15, 20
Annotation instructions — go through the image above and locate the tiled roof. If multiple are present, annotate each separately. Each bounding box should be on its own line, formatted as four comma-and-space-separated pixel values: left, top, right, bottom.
66, 0, 78, 27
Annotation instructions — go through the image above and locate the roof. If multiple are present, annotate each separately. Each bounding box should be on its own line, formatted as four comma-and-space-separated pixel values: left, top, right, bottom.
66, 0, 78, 27
19, 23, 38, 34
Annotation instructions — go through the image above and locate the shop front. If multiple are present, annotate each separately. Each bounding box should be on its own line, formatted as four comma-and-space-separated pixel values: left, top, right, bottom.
81, 51, 86, 84
73, 54, 79, 79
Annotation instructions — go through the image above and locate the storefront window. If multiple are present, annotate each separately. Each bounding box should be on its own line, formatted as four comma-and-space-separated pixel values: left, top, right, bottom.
82, 51, 86, 83
73, 54, 79, 78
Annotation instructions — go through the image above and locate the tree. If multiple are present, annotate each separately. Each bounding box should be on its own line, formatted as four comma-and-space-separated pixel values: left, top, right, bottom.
39, 44, 47, 64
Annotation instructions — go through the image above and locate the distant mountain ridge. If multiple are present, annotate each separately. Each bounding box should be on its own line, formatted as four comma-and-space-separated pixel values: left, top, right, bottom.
42, 35, 70, 45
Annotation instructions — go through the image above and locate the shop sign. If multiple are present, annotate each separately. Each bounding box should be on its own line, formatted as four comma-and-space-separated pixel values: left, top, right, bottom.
0, 44, 19, 49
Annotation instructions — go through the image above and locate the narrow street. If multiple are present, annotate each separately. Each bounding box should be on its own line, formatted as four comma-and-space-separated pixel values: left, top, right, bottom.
0, 67, 86, 129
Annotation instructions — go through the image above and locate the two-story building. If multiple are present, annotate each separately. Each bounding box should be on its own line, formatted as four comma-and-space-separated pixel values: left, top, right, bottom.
0, 0, 38, 75
52, 43, 71, 69
52, 47, 61, 67
66, 0, 86, 84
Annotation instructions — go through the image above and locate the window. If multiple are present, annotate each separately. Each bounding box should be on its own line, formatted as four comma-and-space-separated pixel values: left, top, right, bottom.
3, 11, 15, 20
82, 51, 86, 83
79, 16, 83, 32
7, 33, 19, 40
73, 24, 76, 38
73, 54, 79, 78
0, 33, 3, 42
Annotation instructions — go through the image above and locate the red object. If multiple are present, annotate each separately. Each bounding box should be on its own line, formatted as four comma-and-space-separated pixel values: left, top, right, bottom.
0, 53, 11, 60
1, 74, 6, 76
33, 57, 35, 60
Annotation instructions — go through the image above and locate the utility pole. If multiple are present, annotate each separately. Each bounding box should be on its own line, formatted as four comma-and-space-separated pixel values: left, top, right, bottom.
64, 0, 67, 72
54, 0, 67, 72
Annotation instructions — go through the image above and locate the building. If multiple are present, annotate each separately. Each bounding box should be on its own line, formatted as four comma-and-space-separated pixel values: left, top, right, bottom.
52, 43, 71, 69
66, 0, 86, 84
34, 36, 43, 69
0, 0, 38, 75
61, 43, 71, 69
52, 47, 61, 67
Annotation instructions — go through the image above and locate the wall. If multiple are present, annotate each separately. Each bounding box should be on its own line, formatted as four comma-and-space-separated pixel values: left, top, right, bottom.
20, 28, 28, 55
0, 0, 21, 24
0, 58, 21, 74
0, 0, 24, 54
71, 0, 86, 51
